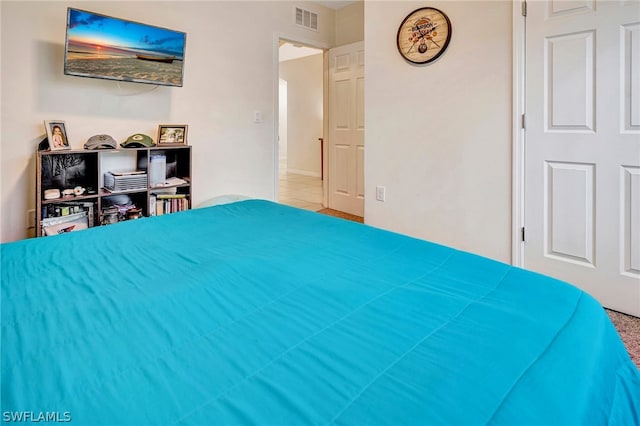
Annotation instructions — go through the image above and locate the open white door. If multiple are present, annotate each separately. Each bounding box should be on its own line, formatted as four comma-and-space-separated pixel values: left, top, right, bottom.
328, 41, 365, 217
524, 0, 640, 316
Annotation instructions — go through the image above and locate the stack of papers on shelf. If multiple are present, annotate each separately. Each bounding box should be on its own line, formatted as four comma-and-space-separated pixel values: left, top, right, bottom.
151, 177, 187, 188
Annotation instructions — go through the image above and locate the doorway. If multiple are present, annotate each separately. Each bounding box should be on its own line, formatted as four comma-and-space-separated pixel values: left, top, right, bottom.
277, 40, 325, 212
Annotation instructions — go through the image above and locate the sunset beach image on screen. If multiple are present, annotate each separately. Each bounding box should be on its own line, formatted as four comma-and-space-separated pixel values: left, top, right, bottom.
64, 8, 186, 87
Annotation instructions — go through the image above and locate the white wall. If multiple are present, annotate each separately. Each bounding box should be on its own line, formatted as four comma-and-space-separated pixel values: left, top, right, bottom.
278, 79, 288, 161
1, 0, 515, 260
279, 53, 323, 176
335, 1, 364, 46
0, 1, 336, 242
364, 1, 513, 263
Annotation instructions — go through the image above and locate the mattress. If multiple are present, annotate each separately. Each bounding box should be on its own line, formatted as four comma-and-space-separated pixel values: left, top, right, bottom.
2, 200, 639, 425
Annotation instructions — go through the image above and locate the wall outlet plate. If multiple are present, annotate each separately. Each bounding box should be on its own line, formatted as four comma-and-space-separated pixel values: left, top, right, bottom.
26, 209, 36, 229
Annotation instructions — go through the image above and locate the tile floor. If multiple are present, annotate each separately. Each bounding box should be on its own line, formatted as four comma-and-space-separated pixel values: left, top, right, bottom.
278, 168, 324, 212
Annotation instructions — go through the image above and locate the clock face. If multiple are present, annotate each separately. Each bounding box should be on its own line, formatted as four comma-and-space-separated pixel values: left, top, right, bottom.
397, 7, 452, 64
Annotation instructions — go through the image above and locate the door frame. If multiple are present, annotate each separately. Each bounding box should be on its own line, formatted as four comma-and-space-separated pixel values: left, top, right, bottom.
272, 33, 330, 205
512, 2, 526, 267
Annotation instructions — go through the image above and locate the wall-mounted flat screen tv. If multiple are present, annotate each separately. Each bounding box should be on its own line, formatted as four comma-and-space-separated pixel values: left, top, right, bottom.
64, 8, 186, 87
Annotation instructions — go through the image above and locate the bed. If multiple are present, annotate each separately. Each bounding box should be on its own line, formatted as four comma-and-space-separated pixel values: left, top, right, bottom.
2, 199, 639, 425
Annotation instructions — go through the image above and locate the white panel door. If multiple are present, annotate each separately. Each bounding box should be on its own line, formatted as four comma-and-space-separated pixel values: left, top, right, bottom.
328, 41, 364, 217
525, 0, 640, 316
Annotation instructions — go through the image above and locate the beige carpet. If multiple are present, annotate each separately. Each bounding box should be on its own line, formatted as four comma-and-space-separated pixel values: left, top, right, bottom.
606, 309, 640, 369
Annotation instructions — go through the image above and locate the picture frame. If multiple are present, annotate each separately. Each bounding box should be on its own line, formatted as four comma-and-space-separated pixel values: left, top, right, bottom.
44, 120, 71, 151
157, 125, 188, 146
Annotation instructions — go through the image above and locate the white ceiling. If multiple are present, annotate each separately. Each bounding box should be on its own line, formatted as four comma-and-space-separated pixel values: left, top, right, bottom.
279, 43, 323, 62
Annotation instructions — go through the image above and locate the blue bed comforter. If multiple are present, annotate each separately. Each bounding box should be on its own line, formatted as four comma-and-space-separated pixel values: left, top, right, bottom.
2, 200, 639, 425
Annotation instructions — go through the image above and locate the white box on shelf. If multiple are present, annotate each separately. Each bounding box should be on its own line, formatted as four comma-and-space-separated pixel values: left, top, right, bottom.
149, 154, 166, 187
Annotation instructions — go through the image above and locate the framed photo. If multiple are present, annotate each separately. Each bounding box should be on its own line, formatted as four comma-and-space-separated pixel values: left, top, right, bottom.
44, 120, 71, 151
157, 125, 188, 146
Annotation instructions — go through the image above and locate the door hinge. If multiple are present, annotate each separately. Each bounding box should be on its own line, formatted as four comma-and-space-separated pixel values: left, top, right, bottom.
521, 113, 526, 129
521, 227, 526, 242
522, 1, 527, 16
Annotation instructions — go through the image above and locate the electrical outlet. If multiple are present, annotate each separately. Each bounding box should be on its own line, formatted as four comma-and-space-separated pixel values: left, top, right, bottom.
26, 209, 36, 229
375, 185, 386, 202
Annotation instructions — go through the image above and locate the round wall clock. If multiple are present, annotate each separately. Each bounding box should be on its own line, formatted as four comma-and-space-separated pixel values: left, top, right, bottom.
396, 7, 452, 65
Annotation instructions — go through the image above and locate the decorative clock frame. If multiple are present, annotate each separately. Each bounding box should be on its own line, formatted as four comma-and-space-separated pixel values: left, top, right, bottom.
396, 7, 452, 65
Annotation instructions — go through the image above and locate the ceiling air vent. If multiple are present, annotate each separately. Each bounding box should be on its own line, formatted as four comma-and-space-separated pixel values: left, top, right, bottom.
295, 7, 318, 31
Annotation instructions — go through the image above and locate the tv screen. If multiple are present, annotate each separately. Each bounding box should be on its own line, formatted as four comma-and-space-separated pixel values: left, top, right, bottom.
64, 8, 186, 87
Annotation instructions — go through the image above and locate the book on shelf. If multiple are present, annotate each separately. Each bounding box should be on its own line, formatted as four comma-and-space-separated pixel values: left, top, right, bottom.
156, 193, 187, 199
149, 194, 157, 217
153, 194, 189, 216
